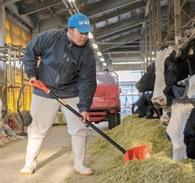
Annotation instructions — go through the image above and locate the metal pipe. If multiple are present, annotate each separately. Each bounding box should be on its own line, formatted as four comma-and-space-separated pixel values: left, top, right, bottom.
13, 50, 16, 86
72, 1, 79, 13
62, 0, 73, 15
174, 0, 182, 44
7, 44, 13, 86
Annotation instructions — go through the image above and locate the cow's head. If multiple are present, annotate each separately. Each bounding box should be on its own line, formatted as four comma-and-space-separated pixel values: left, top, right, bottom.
135, 62, 155, 93
135, 92, 151, 118
184, 108, 195, 159
151, 45, 184, 108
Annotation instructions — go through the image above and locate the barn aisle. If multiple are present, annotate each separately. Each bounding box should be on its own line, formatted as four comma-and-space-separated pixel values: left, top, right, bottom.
0, 122, 108, 183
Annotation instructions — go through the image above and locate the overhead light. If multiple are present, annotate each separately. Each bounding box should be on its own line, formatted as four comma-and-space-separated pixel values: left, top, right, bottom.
148, 57, 155, 61
103, 62, 107, 66
97, 51, 102, 56
68, 0, 75, 2
100, 57, 105, 62
92, 43, 98, 49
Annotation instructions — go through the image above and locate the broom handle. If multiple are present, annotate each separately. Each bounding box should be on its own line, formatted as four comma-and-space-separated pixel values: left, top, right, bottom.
49, 91, 126, 154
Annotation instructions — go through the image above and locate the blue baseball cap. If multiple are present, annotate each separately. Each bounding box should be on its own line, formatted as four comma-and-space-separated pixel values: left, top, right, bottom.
67, 13, 93, 33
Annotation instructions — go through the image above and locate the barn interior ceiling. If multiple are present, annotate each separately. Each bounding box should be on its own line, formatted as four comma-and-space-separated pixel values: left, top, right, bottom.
3, 0, 195, 71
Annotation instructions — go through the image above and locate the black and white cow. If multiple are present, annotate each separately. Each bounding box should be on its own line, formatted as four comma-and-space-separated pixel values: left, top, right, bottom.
135, 60, 170, 124
149, 38, 195, 160
152, 38, 195, 108
135, 46, 169, 93
184, 107, 195, 159
133, 92, 162, 119
133, 92, 150, 118
135, 62, 155, 93
166, 74, 195, 160
166, 98, 194, 160
183, 74, 195, 159
146, 105, 162, 119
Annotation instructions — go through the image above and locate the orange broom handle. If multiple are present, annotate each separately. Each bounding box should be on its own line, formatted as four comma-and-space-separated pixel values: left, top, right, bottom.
30, 80, 50, 94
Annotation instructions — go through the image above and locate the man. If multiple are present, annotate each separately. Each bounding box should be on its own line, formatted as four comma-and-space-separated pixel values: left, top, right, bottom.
20, 13, 97, 176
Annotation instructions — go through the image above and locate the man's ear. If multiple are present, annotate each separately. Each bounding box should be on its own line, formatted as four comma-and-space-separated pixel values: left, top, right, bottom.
67, 27, 74, 39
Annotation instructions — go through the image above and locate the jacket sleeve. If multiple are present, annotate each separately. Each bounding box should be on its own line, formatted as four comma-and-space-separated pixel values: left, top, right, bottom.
77, 47, 97, 113
23, 33, 45, 79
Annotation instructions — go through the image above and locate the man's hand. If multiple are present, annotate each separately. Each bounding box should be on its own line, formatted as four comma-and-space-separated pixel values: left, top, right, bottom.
29, 77, 37, 86
79, 111, 90, 124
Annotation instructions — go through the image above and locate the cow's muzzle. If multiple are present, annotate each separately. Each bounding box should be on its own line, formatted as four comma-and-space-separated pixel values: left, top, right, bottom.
151, 95, 167, 108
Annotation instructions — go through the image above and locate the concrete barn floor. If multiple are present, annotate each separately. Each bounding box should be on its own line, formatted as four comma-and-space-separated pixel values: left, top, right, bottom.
0, 122, 109, 183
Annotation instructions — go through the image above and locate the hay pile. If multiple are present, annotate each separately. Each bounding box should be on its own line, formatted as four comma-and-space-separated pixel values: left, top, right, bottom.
87, 114, 195, 183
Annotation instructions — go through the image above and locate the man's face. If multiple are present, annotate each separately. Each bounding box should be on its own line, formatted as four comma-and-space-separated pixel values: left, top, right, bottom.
68, 28, 89, 46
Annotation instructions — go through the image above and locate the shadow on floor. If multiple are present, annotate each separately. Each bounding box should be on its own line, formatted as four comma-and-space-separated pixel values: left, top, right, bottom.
36, 148, 71, 171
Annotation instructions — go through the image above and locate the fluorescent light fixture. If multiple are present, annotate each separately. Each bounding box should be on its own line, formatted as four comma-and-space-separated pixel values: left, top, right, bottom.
100, 57, 105, 62
103, 62, 107, 66
68, 0, 75, 2
97, 51, 102, 56
92, 43, 98, 49
88, 32, 93, 39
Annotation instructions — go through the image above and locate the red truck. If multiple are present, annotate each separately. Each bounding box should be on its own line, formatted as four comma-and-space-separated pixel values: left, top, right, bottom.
88, 71, 121, 129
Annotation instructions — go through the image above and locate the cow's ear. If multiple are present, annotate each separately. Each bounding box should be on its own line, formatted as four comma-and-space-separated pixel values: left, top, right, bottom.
182, 37, 195, 58
180, 46, 195, 59
186, 46, 195, 58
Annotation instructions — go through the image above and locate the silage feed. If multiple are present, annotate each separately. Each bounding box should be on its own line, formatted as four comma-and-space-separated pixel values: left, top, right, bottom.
87, 114, 195, 183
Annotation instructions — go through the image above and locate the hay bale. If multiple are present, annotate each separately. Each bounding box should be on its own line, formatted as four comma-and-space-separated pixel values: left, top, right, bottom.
87, 114, 195, 183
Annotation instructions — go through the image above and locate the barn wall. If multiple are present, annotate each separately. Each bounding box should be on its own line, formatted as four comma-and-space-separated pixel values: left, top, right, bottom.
5, 19, 32, 48
0, 18, 33, 113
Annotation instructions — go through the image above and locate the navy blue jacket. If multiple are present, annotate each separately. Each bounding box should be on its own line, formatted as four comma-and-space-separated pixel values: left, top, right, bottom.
23, 28, 97, 112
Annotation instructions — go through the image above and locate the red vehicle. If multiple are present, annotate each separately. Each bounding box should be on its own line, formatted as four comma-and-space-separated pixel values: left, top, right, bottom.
88, 71, 121, 129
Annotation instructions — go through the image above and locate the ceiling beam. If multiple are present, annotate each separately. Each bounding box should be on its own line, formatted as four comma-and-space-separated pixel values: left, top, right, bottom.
39, 15, 67, 32
109, 45, 141, 52
110, 51, 141, 58
19, 0, 63, 16
95, 5, 168, 42
99, 32, 141, 52
90, 1, 146, 24
95, 7, 167, 51
94, 14, 145, 40
95, 24, 141, 42
6, 3, 35, 28
5, 11, 31, 33
3, 0, 21, 5
81, 0, 145, 17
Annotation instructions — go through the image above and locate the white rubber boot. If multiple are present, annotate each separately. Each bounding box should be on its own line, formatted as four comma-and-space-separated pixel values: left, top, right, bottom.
71, 135, 93, 176
20, 138, 43, 175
